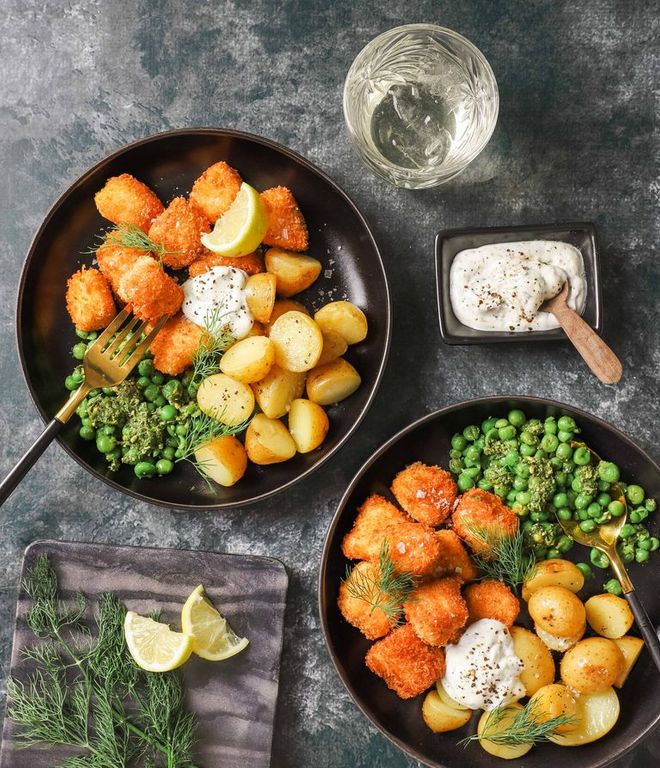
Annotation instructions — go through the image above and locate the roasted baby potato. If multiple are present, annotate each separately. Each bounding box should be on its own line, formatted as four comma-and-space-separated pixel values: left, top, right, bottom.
245, 413, 296, 465
245, 273, 277, 323
585, 593, 634, 640
313, 300, 368, 344
528, 683, 578, 734
549, 687, 620, 746
422, 690, 472, 733
264, 248, 322, 297
94, 173, 163, 232
528, 586, 586, 641
287, 398, 329, 453
193, 436, 248, 487
219, 336, 275, 383
189, 160, 242, 222
148, 196, 210, 269
268, 311, 323, 372
436, 680, 470, 711
65, 267, 116, 332
260, 186, 308, 251
251, 365, 306, 418
522, 559, 585, 602
509, 625, 555, 696
612, 635, 644, 687
196, 373, 255, 426
477, 704, 533, 759
265, 299, 310, 332
316, 329, 348, 366
560, 637, 625, 693
306, 358, 361, 405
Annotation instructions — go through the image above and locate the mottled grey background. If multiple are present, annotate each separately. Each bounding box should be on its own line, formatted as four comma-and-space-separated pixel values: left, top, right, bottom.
0, 1, 658, 767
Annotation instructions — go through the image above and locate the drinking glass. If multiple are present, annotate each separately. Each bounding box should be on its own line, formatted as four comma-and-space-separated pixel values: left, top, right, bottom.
343, 24, 499, 188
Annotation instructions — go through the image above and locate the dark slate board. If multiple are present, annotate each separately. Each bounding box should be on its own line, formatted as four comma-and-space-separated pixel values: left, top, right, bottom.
0, 540, 288, 767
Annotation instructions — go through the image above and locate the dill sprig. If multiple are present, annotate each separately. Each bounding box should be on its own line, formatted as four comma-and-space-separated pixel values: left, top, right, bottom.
190, 305, 236, 386
86, 224, 183, 259
459, 698, 578, 748
466, 523, 536, 594
7, 555, 200, 767
344, 540, 416, 625
176, 410, 250, 463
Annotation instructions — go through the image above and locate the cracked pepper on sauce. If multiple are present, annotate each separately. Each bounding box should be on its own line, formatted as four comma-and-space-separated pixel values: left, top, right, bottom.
181, 265, 253, 338
449, 240, 587, 332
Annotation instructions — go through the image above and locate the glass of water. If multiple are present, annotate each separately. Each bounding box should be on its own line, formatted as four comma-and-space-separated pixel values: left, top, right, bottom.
343, 24, 499, 188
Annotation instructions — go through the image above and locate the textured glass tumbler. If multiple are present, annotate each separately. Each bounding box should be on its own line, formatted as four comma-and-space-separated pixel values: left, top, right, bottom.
343, 25, 499, 188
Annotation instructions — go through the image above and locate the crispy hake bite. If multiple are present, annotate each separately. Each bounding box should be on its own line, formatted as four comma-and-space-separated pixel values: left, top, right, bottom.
150, 313, 207, 375
391, 462, 457, 526
96, 240, 144, 299
341, 494, 408, 562
117, 256, 183, 322
463, 579, 520, 628
452, 488, 519, 556
147, 197, 210, 269
260, 186, 308, 251
403, 577, 468, 647
338, 561, 394, 640
65, 267, 116, 332
94, 173, 164, 232
434, 529, 479, 582
385, 520, 445, 577
189, 161, 242, 222
188, 250, 264, 278
365, 623, 445, 699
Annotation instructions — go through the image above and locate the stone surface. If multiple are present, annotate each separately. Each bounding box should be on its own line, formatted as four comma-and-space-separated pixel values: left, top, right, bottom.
0, 1, 657, 767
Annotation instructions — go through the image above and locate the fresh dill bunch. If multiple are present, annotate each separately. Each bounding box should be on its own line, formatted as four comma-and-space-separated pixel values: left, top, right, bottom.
344, 540, 416, 625
459, 698, 578, 748
86, 224, 182, 260
466, 523, 536, 594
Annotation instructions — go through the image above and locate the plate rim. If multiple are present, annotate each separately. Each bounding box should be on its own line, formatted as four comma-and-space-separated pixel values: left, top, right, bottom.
14, 127, 392, 511
318, 394, 660, 768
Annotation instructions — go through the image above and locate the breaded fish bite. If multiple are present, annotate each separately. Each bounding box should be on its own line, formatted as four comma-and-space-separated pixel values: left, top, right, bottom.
385, 521, 444, 577
341, 494, 408, 562
365, 623, 445, 699
391, 462, 457, 526
94, 174, 163, 232
96, 241, 144, 300
260, 186, 308, 251
338, 561, 395, 640
188, 250, 264, 278
66, 267, 116, 332
463, 580, 520, 628
147, 197, 210, 269
452, 488, 519, 556
189, 161, 242, 223
404, 577, 468, 647
117, 256, 183, 322
150, 313, 207, 375
434, 529, 479, 582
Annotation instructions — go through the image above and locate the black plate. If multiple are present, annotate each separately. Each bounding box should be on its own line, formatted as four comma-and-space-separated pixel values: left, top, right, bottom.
16, 129, 391, 510
435, 223, 602, 344
319, 396, 659, 768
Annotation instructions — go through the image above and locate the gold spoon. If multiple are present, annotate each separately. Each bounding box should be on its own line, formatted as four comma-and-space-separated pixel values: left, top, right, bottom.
554, 444, 660, 671
541, 282, 623, 385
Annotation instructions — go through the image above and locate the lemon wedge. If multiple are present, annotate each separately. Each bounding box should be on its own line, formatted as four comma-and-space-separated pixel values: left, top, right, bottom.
181, 584, 249, 661
124, 611, 193, 672
201, 182, 268, 257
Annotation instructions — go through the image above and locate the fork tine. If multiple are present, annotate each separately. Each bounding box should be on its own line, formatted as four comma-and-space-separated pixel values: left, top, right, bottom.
95, 308, 132, 347
121, 316, 168, 371
103, 316, 143, 359
112, 319, 149, 363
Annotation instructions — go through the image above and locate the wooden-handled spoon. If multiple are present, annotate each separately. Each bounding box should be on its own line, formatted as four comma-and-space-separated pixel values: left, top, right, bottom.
542, 282, 623, 385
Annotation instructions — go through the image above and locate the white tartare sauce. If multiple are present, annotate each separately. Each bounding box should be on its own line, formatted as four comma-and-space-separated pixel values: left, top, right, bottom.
449, 240, 587, 332
441, 619, 525, 710
182, 266, 253, 339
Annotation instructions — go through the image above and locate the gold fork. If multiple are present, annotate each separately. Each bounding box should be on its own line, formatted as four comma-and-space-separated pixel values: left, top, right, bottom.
0, 309, 168, 506
554, 444, 660, 671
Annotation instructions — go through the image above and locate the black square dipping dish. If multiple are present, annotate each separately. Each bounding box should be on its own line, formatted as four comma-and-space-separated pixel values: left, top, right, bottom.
435, 222, 602, 344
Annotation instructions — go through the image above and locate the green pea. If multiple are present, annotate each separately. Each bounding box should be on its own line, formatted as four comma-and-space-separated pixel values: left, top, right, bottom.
79, 426, 96, 440
607, 500, 625, 517
143, 384, 160, 402
96, 434, 116, 454
481, 418, 496, 434
498, 425, 516, 441
621, 549, 635, 564
465, 445, 481, 462
638, 538, 653, 551
604, 578, 622, 596
597, 479, 610, 492
629, 510, 643, 524
493, 485, 508, 498
522, 520, 534, 533
579, 519, 596, 533
577, 508, 590, 521
530, 510, 549, 523
154, 395, 167, 408
552, 492, 568, 509
544, 547, 559, 560
520, 443, 536, 457
516, 491, 531, 506
555, 471, 568, 486
449, 458, 463, 474
451, 434, 467, 451
515, 462, 530, 479
540, 434, 559, 453
64, 375, 79, 391
644, 498, 657, 512
571, 477, 583, 492
501, 451, 520, 468
555, 443, 573, 460
457, 474, 474, 491
159, 404, 177, 422
557, 535, 573, 553
626, 485, 645, 505
473, 438, 485, 452
463, 425, 479, 441
166, 436, 178, 448
449, 449, 462, 460
587, 503, 602, 519
151, 372, 165, 385
635, 549, 650, 564
137, 376, 151, 389
590, 549, 610, 569
520, 431, 538, 447
598, 461, 620, 484
557, 507, 572, 521
507, 490, 518, 504
513, 476, 527, 492
72, 342, 87, 360
163, 446, 176, 460
573, 447, 591, 466
156, 459, 174, 475
138, 359, 154, 377
134, 461, 156, 478
557, 415, 577, 432
463, 466, 481, 479
507, 409, 526, 427
575, 562, 593, 579
595, 492, 610, 507
544, 417, 558, 434
620, 523, 635, 538
574, 493, 593, 510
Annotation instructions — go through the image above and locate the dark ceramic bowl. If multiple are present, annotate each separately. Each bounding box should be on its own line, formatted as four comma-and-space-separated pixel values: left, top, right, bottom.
435, 222, 602, 344
320, 396, 659, 768
16, 128, 391, 510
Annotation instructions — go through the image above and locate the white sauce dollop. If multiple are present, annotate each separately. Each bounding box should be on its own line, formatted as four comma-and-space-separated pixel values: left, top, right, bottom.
182, 266, 253, 339
441, 619, 525, 710
449, 240, 587, 332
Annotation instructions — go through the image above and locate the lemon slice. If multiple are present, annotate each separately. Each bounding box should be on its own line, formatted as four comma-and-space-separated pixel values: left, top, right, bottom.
201, 182, 268, 257
181, 584, 249, 661
124, 611, 193, 672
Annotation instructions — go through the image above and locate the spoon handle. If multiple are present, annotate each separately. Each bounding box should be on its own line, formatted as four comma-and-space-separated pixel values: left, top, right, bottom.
550, 304, 623, 385
624, 589, 660, 673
